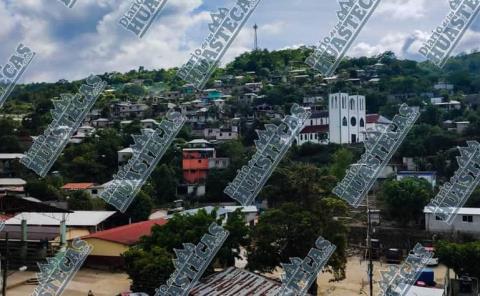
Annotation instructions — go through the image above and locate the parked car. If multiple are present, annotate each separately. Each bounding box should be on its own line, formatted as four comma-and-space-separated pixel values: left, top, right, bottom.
385, 248, 403, 264
409, 246, 439, 266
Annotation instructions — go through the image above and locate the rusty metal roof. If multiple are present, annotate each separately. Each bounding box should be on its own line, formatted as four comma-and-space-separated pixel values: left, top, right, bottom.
190, 267, 283, 296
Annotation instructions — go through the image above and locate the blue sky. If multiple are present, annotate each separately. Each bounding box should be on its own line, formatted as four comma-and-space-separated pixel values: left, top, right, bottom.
0, 0, 479, 83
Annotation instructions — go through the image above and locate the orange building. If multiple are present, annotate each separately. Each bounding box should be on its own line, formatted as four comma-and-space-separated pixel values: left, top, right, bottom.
183, 148, 215, 183
182, 140, 229, 185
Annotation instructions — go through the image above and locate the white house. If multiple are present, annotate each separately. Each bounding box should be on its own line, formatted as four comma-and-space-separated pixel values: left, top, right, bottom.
0, 153, 24, 177
170, 206, 258, 226
424, 207, 480, 238
141, 119, 159, 129
244, 82, 263, 93
434, 100, 461, 111
239, 93, 258, 104
203, 128, 238, 141
4, 211, 116, 241
112, 102, 149, 118
117, 147, 133, 166
366, 114, 392, 132
455, 121, 470, 133
434, 82, 454, 91
302, 96, 323, 105
61, 182, 105, 198
92, 118, 112, 128
295, 111, 330, 146
70, 125, 95, 144
328, 93, 366, 144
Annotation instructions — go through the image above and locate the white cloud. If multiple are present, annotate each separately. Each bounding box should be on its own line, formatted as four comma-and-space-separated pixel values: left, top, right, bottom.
0, 0, 478, 83
377, 0, 428, 20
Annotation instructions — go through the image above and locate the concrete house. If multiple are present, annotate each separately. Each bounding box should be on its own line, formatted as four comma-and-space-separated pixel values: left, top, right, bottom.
424, 207, 480, 238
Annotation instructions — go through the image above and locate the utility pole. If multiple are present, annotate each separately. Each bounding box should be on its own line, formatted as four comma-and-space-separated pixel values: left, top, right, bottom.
2, 232, 8, 296
253, 24, 258, 51
367, 207, 373, 296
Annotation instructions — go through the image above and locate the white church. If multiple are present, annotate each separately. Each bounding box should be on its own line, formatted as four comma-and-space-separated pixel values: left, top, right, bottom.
296, 93, 391, 146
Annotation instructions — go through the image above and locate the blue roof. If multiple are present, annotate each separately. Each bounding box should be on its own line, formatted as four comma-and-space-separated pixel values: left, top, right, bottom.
398, 171, 436, 176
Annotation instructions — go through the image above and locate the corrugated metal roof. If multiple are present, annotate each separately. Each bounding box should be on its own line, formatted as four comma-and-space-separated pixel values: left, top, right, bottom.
424, 207, 480, 215
0, 178, 27, 186
190, 267, 284, 296
223, 206, 258, 213
61, 183, 95, 190
5, 211, 116, 226
0, 153, 24, 160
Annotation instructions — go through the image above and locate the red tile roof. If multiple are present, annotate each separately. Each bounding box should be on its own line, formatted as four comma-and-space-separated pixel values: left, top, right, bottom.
61, 183, 95, 190
82, 218, 167, 245
366, 114, 380, 124
300, 125, 329, 134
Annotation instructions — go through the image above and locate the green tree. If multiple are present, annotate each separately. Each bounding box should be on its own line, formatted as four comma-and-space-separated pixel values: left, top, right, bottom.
420, 105, 445, 126
262, 162, 327, 207
123, 246, 173, 294
124, 191, 154, 223
329, 148, 354, 180
123, 209, 250, 295
67, 190, 94, 210
151, 164, 177, 205
436, 240, 480, 279
122, 84, 146, 97
247, 201, 348, 283
0, 135, 22, 152
25, 180, 63, 201
464, 188, 480, 208
378, 178, 433, 226
205, 169, 234, 202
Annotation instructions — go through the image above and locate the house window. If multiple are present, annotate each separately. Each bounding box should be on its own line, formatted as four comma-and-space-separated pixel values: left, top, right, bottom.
198, 160, 202, 163
310, 120, 313, 126
435, 215, 443, 221
342, 97, 346, 109
350, 99, 355, 110
342, 117, 347, 126
360, 118, 365, 127
462, 215, 473, 223
91, 189, 98, 194
310, 134, 313, 140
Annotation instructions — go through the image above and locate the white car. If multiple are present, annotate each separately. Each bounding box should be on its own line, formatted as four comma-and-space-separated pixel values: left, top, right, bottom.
409, 247, 439, 266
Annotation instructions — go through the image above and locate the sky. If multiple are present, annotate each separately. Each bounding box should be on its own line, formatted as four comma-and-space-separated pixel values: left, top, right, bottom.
0, 0, 479, 83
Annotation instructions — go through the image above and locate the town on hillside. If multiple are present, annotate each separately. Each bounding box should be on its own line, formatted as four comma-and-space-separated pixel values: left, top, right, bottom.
1, 47, 480, 296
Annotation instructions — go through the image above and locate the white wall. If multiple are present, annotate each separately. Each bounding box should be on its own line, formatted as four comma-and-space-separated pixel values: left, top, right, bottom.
329, 93, 366, 144
425, 212, 480, 237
